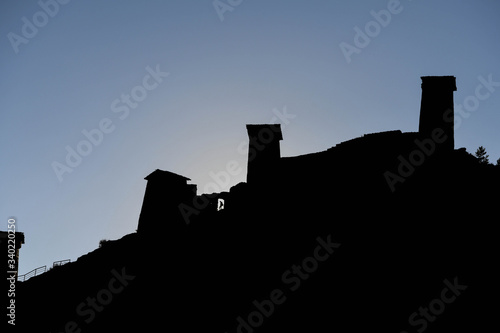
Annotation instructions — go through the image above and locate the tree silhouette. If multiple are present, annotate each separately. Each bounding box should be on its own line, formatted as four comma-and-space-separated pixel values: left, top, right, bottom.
475, 146, 489, 164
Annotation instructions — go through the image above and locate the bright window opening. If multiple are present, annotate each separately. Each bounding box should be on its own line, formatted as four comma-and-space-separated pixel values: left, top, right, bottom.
217, 198, 225, 211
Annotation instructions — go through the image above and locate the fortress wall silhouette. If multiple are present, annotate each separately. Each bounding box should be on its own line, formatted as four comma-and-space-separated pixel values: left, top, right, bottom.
134, 76, 457, 232
15, 75, 500, 333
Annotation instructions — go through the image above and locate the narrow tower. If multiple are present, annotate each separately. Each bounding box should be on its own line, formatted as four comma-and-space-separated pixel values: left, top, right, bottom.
246, 124, 283, 184
418, 76, 457, 151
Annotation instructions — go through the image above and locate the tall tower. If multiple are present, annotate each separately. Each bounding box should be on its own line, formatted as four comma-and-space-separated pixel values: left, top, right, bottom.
418, 76, 457, 151
246, 124, 283, 184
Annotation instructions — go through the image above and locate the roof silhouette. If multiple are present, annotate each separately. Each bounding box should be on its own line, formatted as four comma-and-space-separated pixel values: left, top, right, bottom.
144, 169, 191, 181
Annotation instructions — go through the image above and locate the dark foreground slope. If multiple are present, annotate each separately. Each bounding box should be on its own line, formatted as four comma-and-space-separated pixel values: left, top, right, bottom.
16, 149, 500, 332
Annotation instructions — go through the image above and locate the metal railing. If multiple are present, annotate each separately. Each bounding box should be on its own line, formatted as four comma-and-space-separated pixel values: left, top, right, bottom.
53, 259, 71, 267
18, 259, 71, 282
18, 265, 46, 282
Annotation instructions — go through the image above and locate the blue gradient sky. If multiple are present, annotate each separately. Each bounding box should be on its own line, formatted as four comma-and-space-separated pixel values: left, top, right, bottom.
1, 0, 499, 275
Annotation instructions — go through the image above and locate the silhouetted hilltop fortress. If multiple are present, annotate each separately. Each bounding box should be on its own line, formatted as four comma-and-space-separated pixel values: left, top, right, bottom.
16, 76, 499, 332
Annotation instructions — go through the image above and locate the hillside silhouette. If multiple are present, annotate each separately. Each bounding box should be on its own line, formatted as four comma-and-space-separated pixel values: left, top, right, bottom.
14, 76, 499, 332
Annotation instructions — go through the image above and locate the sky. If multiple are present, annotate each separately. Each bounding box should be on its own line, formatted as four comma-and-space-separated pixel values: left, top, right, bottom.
1, 0, 499, 276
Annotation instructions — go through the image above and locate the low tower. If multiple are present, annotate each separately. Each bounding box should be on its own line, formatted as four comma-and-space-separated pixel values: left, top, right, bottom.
137, 169, 196, 234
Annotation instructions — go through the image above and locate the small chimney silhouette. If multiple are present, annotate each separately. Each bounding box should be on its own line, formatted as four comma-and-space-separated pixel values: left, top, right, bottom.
246, 124, 283, 184
418, 76, 457, 151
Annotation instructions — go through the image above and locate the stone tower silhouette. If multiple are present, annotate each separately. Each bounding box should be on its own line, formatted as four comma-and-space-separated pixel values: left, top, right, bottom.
137, 169, 196, 234
418, 76, 457, 151
246, 124, 283, 184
